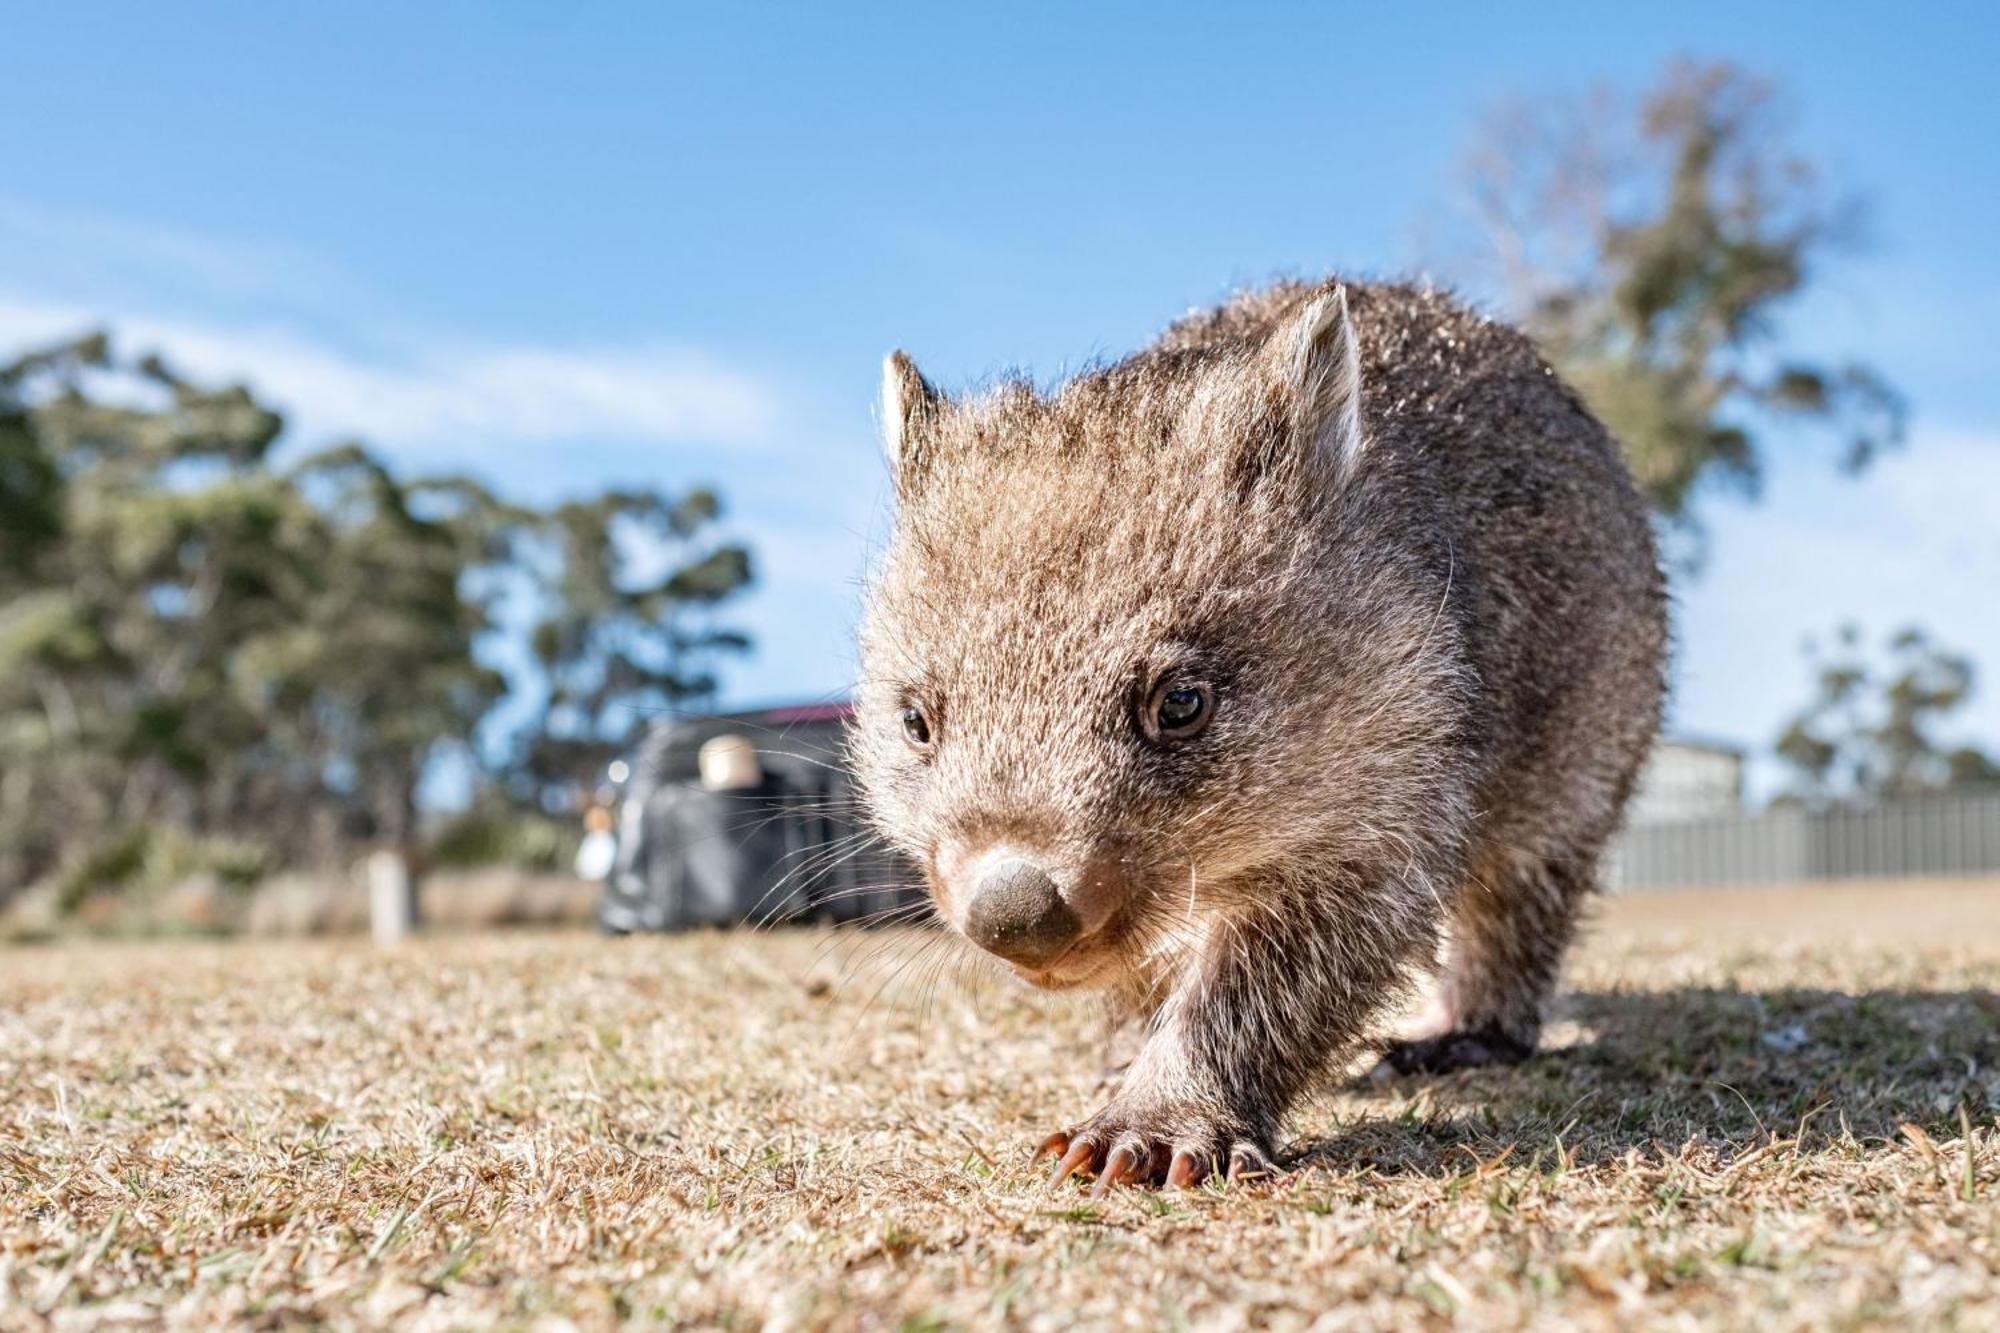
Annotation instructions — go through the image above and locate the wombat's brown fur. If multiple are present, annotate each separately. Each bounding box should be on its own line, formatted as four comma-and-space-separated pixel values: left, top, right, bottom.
852, 278, 1667, 1189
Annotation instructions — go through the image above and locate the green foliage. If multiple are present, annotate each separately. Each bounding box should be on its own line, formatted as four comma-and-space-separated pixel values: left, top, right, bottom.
516, 488, 753, 810
1461, 59, 1905, 552
427, 804, 579, 874
0, 332, 752, 905
51, 823, 270, 915
1775, 625, 2000, 807
0, 337, 98, 590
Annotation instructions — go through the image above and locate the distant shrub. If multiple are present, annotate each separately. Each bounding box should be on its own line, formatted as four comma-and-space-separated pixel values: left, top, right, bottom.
52, 823, 271, 915
427, 805, 579, 874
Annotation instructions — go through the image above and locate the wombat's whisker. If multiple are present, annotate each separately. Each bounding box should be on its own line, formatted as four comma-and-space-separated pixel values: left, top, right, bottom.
742, 831, 886, 929
804, 897, 939, 971
843, 930, 956, 1047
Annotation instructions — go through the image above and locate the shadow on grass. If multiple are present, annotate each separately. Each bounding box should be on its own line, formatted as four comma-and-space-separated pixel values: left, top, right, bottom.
1295, 985, 2000, 1174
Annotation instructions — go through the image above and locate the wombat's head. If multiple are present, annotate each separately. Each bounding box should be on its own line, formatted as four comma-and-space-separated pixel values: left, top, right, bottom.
853, 285, 1457, 990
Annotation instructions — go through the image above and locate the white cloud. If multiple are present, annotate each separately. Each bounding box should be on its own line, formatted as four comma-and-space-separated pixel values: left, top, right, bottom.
0, 198, 342, 308
1675, 424, 2000, 794
0, 292, 777, 451
0, 198, 779, 451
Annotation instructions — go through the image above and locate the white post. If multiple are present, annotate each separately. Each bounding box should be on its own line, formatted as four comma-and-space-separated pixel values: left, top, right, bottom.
368, 850, 416, 947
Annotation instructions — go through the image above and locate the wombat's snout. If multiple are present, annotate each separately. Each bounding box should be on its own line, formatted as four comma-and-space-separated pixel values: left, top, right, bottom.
961, 858, 1082, 968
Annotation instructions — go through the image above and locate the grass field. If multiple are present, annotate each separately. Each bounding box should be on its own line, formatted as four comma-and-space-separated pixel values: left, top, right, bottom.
4, 881, 1998, 1330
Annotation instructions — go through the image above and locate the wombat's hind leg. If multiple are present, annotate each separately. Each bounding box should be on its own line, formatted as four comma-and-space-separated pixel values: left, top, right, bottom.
1375, 1025, 1534, 1076
1375, 852, 1592, 1076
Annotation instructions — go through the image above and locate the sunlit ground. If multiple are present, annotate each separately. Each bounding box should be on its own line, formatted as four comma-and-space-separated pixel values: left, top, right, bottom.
3, 881, 1997, 1329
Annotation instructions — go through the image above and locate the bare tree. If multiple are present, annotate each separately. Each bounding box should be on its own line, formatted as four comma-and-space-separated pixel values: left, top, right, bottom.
1456, 59, 1905, 556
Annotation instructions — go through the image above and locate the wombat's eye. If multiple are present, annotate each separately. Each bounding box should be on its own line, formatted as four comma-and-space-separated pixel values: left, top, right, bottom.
900, 703, 934, 753
1141, 680, 1214, 744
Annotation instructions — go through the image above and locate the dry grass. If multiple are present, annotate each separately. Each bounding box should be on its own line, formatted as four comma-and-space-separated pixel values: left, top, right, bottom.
3, 882, 1998, 1330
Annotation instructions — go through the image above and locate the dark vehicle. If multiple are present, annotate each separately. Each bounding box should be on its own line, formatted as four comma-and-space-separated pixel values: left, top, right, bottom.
596, 703, 922, 933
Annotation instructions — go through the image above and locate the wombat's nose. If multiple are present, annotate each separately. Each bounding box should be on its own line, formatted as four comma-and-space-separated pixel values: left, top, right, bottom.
962, 858, 1081, 968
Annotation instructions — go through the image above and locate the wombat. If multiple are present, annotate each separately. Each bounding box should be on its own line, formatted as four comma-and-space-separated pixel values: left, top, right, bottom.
851, 278, 1667, 1191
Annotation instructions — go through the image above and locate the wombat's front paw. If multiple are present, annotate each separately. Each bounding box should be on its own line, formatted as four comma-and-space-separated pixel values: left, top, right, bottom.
1040, 1103, 1276, 1195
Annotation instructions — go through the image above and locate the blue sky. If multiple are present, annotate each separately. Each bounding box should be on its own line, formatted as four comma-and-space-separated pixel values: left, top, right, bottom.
4, 3, 1996, 795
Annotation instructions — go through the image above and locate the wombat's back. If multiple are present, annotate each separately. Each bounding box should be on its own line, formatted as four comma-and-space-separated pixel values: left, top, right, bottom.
1161, 279, 1668, 862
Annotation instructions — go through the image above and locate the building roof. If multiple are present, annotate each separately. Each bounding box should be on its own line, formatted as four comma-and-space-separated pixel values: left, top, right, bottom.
1654, 734, 1748, 761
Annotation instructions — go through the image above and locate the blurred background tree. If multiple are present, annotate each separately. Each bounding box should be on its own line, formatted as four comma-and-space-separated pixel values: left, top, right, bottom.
1775, 624, 2000, 808
1458, 58, 1907, 559
275, 446, 516, 862
1453, 59, 1996, 809
0, 334, 752, 911
0, 342, 70, 592
515, 488, 753, 814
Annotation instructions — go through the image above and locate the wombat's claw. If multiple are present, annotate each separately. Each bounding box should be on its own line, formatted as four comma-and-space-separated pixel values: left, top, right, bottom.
1163, 1141, 1272, 1188
1226, 1142, 1276, 1182
1047, 1135, 1096, 1185
1092, 1142, 1148, 1196
1373, 1026, 1533, 1078
1040, 1124, 1275, 1193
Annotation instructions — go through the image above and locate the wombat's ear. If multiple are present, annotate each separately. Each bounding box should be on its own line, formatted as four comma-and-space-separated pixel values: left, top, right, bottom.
1270, 283, 1365, 486
880, 350, 942, 493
